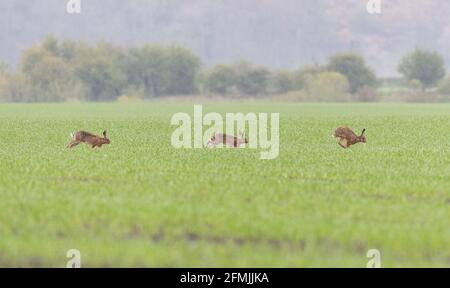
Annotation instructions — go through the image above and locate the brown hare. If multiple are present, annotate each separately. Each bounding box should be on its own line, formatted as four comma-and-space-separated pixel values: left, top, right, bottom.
332, 127, 366, 148
66, 130, 110, 149
207, 131, 248, 148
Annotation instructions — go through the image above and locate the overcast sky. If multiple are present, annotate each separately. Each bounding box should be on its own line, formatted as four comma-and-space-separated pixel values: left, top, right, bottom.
0, 0, 449, 76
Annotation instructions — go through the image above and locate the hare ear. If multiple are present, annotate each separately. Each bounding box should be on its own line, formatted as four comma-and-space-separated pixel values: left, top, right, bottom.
103, 130, 107, 138
361, 129, 366, 136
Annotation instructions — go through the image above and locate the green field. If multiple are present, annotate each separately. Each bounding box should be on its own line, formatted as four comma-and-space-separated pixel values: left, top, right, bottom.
0, 102, 449, 267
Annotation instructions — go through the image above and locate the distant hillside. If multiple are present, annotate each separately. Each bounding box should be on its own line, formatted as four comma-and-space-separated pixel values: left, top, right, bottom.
1, 0, 449, 76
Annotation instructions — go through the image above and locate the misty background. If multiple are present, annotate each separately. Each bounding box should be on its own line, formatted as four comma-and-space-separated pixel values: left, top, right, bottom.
1, 0, 449, 76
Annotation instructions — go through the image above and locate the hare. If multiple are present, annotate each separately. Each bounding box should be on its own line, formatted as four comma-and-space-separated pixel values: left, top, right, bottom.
332, 127, 366, 148
207, 131, 248, 148
66, 130, 110, 149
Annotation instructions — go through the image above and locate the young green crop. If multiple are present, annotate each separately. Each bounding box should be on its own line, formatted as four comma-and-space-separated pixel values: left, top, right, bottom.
0, 103, 448, 267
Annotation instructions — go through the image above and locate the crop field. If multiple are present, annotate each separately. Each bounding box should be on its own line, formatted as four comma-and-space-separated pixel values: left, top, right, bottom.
0, 102, 449, 267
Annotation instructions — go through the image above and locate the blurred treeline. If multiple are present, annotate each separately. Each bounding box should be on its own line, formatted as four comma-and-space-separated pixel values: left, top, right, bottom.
0, 36, 449, 102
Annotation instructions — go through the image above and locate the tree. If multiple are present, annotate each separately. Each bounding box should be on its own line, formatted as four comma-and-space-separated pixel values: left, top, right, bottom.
164, 46, 201, 95
438, 76, 450, 95
0, 73, 32, 102
0, 64, 9, 101
293, 65, 325, 91
124, 45, 200, 97
398, 49, 446, 89
72, 43, 127, 101
305, 72, 350, 102
271, 70, 294, 94
125, 45, 167, 97
3, 36, 204, 102
59, 40, 85, 63
0, 62, 9, 73
42, 35, 60, 57
20, 45, 78, 102
234, 61, 270, 96
28, 56, 73, 102
75, 56, 126, 101
1, 60, 26, 102
204, 64, 236, 95
327, 53, 377, 93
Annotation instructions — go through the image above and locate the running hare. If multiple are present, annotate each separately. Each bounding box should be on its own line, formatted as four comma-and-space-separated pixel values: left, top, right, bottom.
207, 131, 248, 148
332, 127, 366, 148
66, 130, 110, 149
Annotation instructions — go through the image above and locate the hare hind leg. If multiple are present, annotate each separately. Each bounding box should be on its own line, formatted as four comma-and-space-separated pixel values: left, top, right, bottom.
338, 138, 348, 149
66, 141, 81, 149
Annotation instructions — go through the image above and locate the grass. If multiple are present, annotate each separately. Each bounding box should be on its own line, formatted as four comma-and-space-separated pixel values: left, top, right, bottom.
0, 102, 449, 267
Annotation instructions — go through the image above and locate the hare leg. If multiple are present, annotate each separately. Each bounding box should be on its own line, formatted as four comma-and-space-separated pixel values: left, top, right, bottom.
338, 138, 348, 149
66, 141, 81, 149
